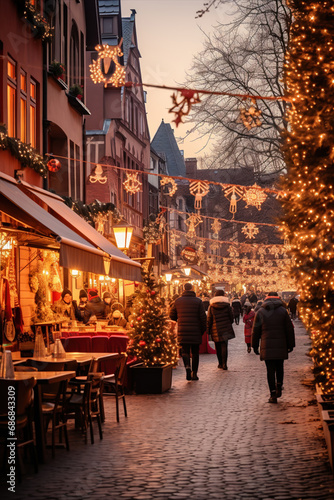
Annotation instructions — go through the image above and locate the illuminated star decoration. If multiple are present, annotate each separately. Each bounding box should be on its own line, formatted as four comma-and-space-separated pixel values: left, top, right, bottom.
123, 172, 143, 194
169, 89, 201, 127
89, 164, 107, 184
243, 184, 267, 210
241, 223, 259, 240
189, 180, 210, 211
160, 176, 177, 197
89, 41, 126, 88
238, 99, 262, 130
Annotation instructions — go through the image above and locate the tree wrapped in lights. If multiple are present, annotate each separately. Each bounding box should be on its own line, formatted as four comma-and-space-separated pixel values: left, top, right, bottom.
281, 1, 334, 395
127, 272, 179, 367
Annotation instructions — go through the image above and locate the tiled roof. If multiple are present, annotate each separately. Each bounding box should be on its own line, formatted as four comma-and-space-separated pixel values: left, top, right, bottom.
98, 0, 120, 15
151, 120, 186, 177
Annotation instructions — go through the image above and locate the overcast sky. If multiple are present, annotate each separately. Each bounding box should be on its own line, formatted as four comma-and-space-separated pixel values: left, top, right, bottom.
122, 0, 232, 159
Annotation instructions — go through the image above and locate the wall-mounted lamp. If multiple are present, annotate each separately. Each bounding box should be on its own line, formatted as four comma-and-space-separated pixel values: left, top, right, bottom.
113, 221, 134, 253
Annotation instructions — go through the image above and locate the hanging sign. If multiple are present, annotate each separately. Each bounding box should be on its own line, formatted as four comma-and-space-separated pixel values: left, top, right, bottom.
181, 246, 198, 265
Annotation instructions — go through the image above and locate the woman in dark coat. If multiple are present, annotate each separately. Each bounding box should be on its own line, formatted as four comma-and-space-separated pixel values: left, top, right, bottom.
83, 290, 107, 324
207, 290, 235, 370
231, 296, 242, 325
252, 292, 295, 403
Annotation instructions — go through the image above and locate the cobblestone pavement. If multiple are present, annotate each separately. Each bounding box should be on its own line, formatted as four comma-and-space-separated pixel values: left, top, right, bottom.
3, 320, 334, 500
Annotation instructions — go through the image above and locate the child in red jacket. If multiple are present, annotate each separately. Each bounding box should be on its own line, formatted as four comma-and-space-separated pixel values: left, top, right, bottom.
243, 304, 255, 353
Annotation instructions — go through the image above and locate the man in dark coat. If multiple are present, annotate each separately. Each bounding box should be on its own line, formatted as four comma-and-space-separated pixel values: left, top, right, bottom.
252, 291, 295, 404
83, 289, 107, 324
231, 296, 242, 325
288, 295, 298, 320
169, 283, 207, 381
207, 290, 235, 369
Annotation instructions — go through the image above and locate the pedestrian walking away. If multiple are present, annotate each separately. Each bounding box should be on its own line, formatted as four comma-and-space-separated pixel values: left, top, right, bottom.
231, 295, 242, 325
207, 290, 235, 370
243, 304, 255, 353
169, 283, 207, 381
252, 291, 295, 404
288, 295, 298, 320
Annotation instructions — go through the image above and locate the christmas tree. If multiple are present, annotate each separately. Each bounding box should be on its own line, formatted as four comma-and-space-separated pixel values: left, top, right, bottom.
127, 271, 179, 367
281, 1, 334, 394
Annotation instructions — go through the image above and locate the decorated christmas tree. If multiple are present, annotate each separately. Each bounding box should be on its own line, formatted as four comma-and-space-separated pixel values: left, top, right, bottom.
127, 271, 179, 367
281, 1, 334, 394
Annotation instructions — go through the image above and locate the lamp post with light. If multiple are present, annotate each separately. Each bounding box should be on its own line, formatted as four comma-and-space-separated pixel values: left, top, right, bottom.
112, 222, 134, 255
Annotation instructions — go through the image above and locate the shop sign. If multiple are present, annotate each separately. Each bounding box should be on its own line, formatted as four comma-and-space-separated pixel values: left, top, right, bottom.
181, 246, 198, 264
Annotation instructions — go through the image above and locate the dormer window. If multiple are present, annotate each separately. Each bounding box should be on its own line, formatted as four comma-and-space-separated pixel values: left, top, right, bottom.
102, 17, 114, 34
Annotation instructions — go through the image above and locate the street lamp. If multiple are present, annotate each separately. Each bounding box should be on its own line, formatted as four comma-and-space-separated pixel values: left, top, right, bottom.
113, 222, 134, 254
165, 273, 173, 282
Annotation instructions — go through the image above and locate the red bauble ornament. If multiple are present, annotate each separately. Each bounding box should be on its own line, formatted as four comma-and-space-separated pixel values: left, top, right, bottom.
151, 291, 156, 296
140, 309, 143, 314
146, 289, 150, 294
139, 340, 146, 346
47, 158, 61, 172
137, 316, 142, 321
156, 338, 161, 343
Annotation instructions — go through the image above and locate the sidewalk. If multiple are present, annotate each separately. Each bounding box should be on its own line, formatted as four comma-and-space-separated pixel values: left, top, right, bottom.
6, 320, 334, 499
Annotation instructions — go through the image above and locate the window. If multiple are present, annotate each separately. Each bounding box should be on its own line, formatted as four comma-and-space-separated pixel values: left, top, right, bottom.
102, 17, 114, 34
20, 71, 27, 142
29, 79, 37, 148
7, 58, 16, 138
75, 144, 80, 199
70, 22, 79, 87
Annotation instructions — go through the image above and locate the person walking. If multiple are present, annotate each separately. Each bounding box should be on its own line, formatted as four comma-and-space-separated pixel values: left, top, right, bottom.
252, 291, 295, 404
169, 283, 207, 381
243, 304, 255, 353
207, 290, 235, 370
231, 295, 242, 325
288, 295, 298, 320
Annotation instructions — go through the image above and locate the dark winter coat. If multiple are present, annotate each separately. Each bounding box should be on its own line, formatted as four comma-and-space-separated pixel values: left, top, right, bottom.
288, 297, 298, 314
231, 298, 242, 318
169, 290, 207, 344
252, 297, 295, 361
206, 296, 235, 343
83, 297, 107, 324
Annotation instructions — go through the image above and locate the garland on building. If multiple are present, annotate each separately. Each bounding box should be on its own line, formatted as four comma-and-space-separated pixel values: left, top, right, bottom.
15, 0, 53, 41
281, 1, 334, 395
0, 124, 48, 176
127, 271, 179, 367
63, 198, 122, 227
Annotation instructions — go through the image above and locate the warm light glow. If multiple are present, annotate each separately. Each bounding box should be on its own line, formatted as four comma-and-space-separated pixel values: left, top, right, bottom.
165, 273, 173, 282
113, 224, 134, 250
183, 267, 191, 276
70, 269, 80, 277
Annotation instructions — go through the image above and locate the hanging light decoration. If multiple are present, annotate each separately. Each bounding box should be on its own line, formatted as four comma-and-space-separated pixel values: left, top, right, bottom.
89, 41, 126, 88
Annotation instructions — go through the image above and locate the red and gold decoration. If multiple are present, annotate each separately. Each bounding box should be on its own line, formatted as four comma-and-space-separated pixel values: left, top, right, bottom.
169, 89, 201, 126
47, 158, 61, 172
89, 41, 126, 88
189, 180, 210, 211
123, 172, 142, 194
127, 271, 178, 367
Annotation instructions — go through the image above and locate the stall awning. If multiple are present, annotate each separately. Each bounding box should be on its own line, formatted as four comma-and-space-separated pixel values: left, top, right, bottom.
20, 182, 142, 282
0, 174, 105, 275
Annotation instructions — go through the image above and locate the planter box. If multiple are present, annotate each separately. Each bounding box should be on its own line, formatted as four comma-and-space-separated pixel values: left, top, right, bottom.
130, 363, 172, 394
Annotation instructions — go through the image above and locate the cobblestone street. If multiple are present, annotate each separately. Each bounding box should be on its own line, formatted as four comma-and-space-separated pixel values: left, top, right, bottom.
4, 320, 334, 500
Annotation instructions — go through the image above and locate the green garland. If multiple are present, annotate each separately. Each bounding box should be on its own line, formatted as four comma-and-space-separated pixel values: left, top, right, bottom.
0, 124, 48, 176
63, 197, 122, 227
14, 0, 53, 41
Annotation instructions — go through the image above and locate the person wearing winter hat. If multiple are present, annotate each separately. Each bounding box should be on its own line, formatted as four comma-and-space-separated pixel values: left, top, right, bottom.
207, 290, 235, 370
52, 288, 76, 321
108, 309, 127, 328
75, 289, 88, 322
102, 291, 114, 317
83, 289, 107, 324
252, 291, 295, 404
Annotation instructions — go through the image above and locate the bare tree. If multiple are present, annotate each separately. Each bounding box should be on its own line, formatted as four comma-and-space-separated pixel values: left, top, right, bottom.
187, 0, 291, 176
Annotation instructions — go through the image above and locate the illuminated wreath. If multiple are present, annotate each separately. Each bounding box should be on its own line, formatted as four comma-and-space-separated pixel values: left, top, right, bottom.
160, 176, 177, 196
123, 172, 142, 194
89, 42, 126, 88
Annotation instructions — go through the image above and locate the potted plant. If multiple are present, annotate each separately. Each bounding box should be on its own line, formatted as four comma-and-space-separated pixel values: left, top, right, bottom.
49, 60, 65, 79
127, 271, 179, 393
69, 84, 84, 100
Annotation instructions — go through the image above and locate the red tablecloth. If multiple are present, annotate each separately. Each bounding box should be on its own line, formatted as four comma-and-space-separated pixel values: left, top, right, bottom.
61, 334, 129, 354
60, 329, 128, 338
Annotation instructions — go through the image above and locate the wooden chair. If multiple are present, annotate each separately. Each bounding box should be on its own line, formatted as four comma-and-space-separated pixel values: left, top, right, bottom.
103, 353, 128, 422
0, 378, 38, 482
41, 378, 69, 458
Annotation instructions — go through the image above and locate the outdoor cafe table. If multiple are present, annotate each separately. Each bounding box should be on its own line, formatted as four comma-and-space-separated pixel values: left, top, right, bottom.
13, 371, 75, 463
14, 352, 120, 368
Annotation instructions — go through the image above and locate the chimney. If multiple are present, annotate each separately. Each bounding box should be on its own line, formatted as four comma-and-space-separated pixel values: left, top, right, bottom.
185, 158, 198, 177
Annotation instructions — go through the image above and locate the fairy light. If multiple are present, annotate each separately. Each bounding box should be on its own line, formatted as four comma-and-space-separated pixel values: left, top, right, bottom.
282, 1, 334, 395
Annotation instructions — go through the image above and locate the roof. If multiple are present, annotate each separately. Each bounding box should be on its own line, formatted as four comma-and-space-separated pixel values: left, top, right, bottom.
98, 0, 120, 15
122, 10, 137, 65
151, 120, 186, 177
